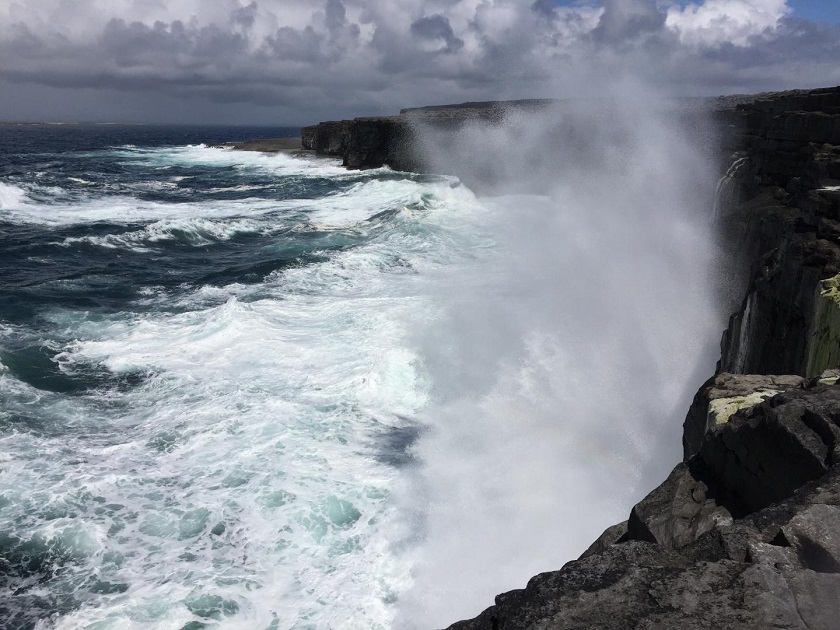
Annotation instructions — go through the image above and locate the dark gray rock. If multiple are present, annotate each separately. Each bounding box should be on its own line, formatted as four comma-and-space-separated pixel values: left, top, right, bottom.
444, 539, 836, 630
700, 385, 840, 514
779, 503, 840, 572
578, 521, 628, 560
683, 372, 805, 459
446, 465, 840, 630
627, 462, 731, 549
717, 88, 840, 377
299, 117, 421, 170
442, 383, 840, 629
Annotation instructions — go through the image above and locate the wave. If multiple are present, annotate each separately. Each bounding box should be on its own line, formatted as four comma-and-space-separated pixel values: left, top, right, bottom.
56, 216, 270, 252
0, 193, 284, 226
0, 181, 28, 209
114, 143, 356, 178
0, 157, 489, 629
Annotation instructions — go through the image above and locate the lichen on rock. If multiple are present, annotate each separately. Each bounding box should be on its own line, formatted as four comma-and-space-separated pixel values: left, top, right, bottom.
806, 273, 840, 377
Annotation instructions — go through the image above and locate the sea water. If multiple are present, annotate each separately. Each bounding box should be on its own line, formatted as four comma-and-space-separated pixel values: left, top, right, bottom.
0, 125, 482, 629
0, 120, 721, 630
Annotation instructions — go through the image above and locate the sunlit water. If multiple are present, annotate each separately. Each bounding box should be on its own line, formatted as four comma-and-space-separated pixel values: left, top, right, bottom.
0, 118, 722, 630
0, 126, 489, 630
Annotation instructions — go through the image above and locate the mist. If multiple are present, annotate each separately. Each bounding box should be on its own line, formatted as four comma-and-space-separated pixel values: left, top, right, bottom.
392, 84, 728, 627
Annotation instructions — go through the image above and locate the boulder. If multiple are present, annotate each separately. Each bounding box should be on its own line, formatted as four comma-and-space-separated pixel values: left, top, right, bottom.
627, 462, 732, 549
700, 385, 840, 513
683, 373, 805, 459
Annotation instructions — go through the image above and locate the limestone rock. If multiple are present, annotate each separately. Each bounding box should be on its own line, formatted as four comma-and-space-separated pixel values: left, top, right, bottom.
578, 521, 628, 560
682, 372, 805, 459
700, 385, 840, 513
627, 462, 732, 549
717, 89, 840, 376
445, 462, 840, 630
779, 503, 840, 572
444, 386, 840, 629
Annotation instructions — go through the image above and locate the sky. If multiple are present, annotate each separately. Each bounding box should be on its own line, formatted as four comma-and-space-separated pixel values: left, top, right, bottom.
0, 0, 838, 125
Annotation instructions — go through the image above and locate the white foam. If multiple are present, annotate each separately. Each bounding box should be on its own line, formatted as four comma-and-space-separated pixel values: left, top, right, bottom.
58, 216, 267, 252
0, 193, 282, 226
0, 181, 28, 209
116, 143, 353, 178
0, 175, 454, 230
1, 172, 486, 630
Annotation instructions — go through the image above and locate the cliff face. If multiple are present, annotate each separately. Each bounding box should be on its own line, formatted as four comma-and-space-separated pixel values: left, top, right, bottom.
299, 101, 550, 171
301, 117, 423, 171
439, 88, 840, 629
717, 89, 840, 376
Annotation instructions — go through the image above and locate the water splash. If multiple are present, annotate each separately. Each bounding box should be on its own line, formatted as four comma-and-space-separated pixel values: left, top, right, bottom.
394, 96, 726, 627
712, 156, 749, 223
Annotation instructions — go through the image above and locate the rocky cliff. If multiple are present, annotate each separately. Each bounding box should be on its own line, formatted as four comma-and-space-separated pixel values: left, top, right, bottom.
440, 87, 840, 630
299, 100, 552, 170
301, 88, 840, 628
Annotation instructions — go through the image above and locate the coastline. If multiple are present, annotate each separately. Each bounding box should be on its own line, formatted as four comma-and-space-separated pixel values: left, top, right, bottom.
212, 135, 310, 158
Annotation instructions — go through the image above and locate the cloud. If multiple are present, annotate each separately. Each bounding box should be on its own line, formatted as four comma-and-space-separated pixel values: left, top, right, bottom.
410, 14, 464, 53
590, 0, 666, 45
666, 0, 789, 46
0, 0, 836, 123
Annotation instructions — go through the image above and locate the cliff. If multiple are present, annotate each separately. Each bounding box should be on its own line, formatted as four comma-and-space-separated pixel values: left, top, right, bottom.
301, 88, 840, 628
299, 100, 552, 171
441, 87, 840, 630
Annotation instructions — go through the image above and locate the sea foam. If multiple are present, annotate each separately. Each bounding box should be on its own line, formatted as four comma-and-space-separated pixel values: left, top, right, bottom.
0, 181, 27, 209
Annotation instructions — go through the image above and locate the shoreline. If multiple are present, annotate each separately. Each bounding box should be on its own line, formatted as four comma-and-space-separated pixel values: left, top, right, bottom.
212, 135, 310, 157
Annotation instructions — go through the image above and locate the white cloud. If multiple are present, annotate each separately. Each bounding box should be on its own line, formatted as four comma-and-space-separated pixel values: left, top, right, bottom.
665, 0, 790, 46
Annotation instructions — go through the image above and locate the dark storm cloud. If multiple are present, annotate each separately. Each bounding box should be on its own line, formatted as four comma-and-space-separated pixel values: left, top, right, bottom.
325, 0, 348, 31
0, 0, 837, 123
266, 26, 325, 62
410, 15, 464, 53
590, 0, 666, 44
531, 0, 558, 20
232, 2, 259, 28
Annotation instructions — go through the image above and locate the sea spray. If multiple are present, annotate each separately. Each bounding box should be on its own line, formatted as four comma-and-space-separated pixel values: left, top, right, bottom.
394, 95, 727, 627
1, 116, 729, 629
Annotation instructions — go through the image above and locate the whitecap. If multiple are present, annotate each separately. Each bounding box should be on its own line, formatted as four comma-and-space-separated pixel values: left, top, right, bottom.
0, 181, 28, 209
57, 217, 268, 252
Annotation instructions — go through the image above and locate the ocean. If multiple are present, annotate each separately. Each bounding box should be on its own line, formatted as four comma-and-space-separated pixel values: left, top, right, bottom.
0, 119, 722, 630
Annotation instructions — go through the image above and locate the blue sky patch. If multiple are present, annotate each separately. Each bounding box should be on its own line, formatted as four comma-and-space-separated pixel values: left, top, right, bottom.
550, 0, 840, 25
